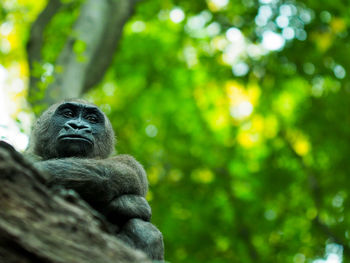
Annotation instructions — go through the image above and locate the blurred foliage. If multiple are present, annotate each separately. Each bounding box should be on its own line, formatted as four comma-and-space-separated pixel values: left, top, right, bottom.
2, 0, 350, 262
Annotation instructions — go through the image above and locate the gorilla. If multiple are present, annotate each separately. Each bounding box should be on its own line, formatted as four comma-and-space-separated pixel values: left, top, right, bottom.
27, 99, 164, 260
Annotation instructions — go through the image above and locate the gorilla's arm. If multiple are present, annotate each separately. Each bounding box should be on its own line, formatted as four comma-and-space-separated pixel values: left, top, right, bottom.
33, 154, 148, 212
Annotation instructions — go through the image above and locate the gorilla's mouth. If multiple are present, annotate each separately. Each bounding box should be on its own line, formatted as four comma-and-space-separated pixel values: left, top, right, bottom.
58, 134, 93, 144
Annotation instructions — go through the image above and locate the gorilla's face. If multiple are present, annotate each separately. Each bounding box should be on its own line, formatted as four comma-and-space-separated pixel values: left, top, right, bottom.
51, 102, 106, 158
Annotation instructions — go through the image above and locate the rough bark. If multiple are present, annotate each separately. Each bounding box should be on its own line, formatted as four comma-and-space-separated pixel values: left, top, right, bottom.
27, 0, 139, 107
0, 141, 151, 263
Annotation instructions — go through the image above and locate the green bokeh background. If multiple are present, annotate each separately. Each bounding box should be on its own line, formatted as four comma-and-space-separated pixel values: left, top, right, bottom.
2, 0, 350, 262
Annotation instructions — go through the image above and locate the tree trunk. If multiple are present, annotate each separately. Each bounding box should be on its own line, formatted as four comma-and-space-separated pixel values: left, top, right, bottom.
27, 0, 139, 108
0, 141, 151, 263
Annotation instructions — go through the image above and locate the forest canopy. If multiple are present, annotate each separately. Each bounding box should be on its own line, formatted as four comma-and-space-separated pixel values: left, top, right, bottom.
1, 0, 350, 262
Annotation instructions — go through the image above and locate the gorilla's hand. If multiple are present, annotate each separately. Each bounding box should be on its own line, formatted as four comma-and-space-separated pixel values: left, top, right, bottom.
117, 218, 164, 261
102, 195, 164, 260
102, 195, 152, 226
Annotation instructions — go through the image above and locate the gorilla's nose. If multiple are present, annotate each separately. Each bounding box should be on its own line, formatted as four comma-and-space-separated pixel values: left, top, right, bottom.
64, 120, 92, 132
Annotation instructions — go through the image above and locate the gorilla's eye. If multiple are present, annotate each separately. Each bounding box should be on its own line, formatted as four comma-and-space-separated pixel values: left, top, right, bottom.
86, 115, 98, 123
63, 110, 74, 118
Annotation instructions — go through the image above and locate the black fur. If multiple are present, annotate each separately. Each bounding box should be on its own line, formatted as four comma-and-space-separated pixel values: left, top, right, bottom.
28, 99, 164, 260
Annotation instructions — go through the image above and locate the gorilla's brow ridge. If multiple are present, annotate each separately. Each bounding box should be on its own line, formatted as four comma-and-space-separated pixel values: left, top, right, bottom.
56, 102, 104, 118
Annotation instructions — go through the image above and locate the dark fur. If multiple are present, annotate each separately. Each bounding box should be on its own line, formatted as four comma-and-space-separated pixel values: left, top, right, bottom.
28, 99, 164, 260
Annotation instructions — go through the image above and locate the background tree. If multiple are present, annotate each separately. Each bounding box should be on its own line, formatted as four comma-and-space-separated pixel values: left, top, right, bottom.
27, 0, 139, 110
1, 0, 350, 262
